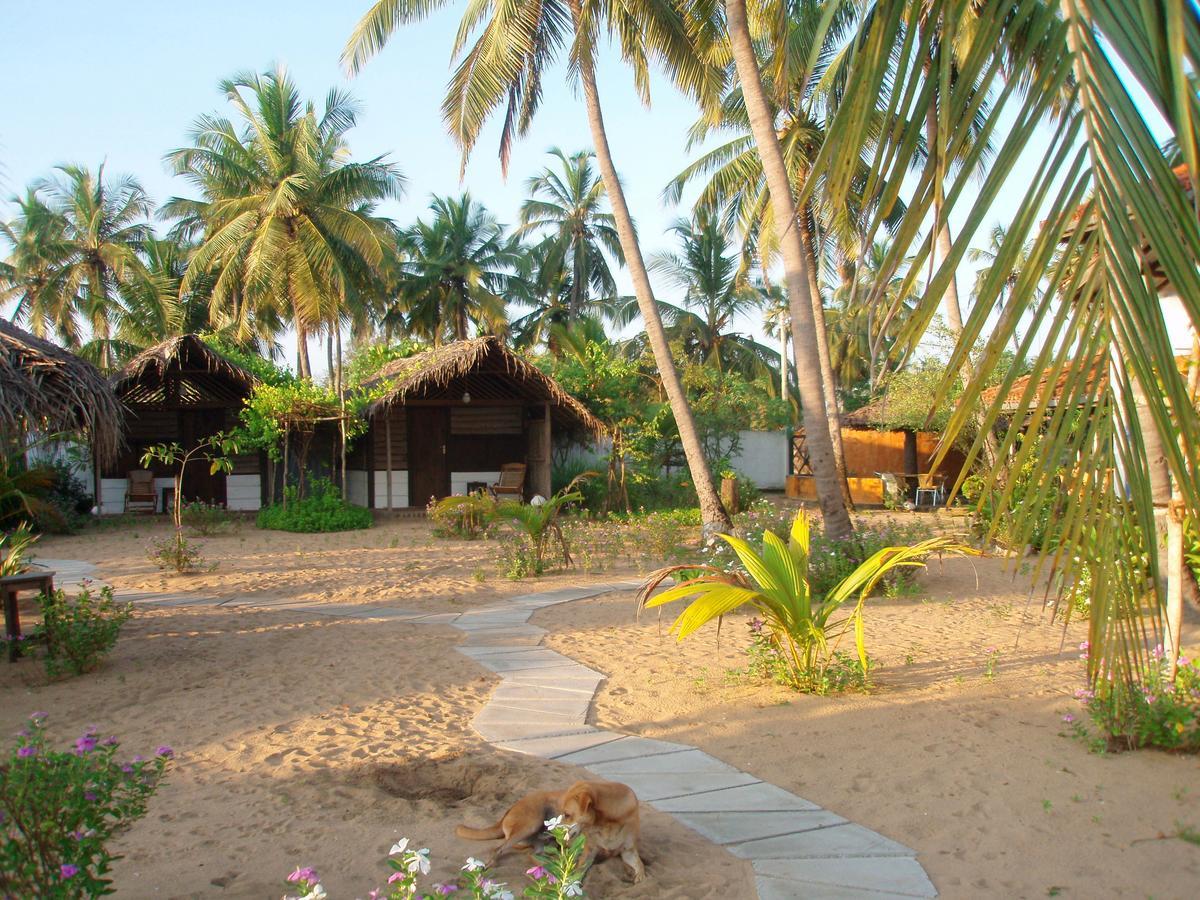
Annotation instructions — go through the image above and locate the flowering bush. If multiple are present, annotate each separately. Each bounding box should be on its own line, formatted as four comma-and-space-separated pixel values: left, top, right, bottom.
1070, 645, 1200, 752
282, 816, 588, 899
146, 532, 211, 574
36, 584, 133, 678
180, 500, 237, 536
0, 714, 172, 898
429, 493, 497, 540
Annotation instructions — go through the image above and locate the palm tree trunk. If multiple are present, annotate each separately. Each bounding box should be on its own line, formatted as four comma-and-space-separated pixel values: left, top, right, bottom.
296, 325, 311, 380
568, 0, 730, 533
798, 207, 854, 512
725, 0, 852, 538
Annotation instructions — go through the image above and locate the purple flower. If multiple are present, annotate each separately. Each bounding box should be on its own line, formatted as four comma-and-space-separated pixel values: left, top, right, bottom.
30, 711, 48, 721
83, 791, 97, 802
120, 764, 133, 774
287, 867, 318, 884
14, 728, 29, 738
75, 736, 97, 754
131, 755, 145, 763
1062, 713, 1076, 724
155, 745, 174, 759
83, 725, 98, 736
16, 746, 36, 758
1151, 644, 1165, 661
526, 866, 549, 880
387, 872, 406, 884
60, 865, 79, 880
102, 735, 118, 746
433, 884, 459, 895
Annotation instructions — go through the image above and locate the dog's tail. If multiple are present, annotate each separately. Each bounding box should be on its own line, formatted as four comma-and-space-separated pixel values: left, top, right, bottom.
455, 821, 505, 841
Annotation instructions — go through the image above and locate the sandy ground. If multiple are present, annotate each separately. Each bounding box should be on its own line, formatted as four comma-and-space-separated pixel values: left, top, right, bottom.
539, 558, 1200, 900
3, 513, 1197, 899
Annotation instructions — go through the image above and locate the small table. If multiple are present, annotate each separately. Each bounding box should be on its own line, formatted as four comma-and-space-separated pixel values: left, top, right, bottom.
1, 570, 55, 662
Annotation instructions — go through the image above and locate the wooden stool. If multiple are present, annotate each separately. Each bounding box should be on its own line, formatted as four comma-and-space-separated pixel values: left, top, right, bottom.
1, 571, 55, 662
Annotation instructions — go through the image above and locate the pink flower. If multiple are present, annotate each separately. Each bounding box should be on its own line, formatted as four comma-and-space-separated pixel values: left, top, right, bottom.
526, 866, 549, 879
155, 745, 174, 759
387, 872, 406, 884
287, 867, 318, 884
1062, 713, 1075, 724
16, 746, 36, 758
433, 885, 459, 895
60, 865, 79, 879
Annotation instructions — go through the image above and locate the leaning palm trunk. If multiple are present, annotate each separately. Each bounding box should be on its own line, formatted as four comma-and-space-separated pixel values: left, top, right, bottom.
568, 0, 731, 533
724, 0, 852, 538
799, 208, 854, 511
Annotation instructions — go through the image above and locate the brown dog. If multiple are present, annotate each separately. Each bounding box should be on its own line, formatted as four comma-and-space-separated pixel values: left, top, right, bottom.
456, 780, 645, 883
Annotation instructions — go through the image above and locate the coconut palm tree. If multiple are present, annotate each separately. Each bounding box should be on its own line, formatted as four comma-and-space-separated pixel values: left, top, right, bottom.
163, 65, 404, 379
518, 148, 623, 324
343, 0, 736, 532
803, 0, 1200, 699
394, 193, 517, 344
20, 164, 157, 370
643, 209, 773, 377
1, 190, 73, 341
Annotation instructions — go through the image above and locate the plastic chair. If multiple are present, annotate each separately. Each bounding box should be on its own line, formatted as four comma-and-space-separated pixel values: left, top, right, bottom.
916, 473, 943, 509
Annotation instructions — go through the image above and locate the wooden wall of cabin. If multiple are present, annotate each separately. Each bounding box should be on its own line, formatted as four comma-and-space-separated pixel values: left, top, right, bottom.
103, 406, 260, 479
839, 427, 968, 484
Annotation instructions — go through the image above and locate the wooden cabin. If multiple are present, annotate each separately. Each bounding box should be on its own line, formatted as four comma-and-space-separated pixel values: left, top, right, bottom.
347, 337, 603, 509
102, 335, 263, 513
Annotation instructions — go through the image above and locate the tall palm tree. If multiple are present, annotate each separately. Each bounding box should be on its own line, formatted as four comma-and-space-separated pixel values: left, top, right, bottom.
164, 66, 404, 379
395, 194, 516, 344
1, 190, 73, 341
343, 0, 736, 532
645, 209, 772, 377
22, 164, 157, 370
717, 0, 856, 537
804, 0, 1199, 694
518, 148, 623, 324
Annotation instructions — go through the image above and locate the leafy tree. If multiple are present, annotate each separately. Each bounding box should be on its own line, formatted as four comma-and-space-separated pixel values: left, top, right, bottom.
164, 65, 404, 379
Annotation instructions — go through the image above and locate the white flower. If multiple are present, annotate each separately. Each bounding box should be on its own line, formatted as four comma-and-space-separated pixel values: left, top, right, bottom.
543, 815, 564, 830
405, 848, 432, 876
462, 857, 486, 872
564, 881, 584, 897
390, 838, 409, 856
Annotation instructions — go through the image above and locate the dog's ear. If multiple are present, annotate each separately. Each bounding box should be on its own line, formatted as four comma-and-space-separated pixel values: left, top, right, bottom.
577, 789, 594, 814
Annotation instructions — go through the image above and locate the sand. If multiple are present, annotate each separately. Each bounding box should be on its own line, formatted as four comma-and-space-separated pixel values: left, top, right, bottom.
3, 513, 1197, 899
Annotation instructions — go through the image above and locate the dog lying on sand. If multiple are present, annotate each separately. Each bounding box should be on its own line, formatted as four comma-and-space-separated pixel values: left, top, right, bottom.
456, 780, 645, 883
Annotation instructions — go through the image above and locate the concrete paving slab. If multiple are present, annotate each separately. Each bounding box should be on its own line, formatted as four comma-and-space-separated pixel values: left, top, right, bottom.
475, 656, 591, 674
754, 874, 926, 900
553, 735, 694, 766
488, 699, 592, 719
752, 858, 936, 898
669, 810, 847, 845
494, 729, 624, 759
650, 782, 821, 813
729, 824, 913, 861
489, 682, 594, 701
585, 748, 741, 777
473, 706, 587, 727
473, 720, 579, 742
503, 674, 603, 694
605, 771, 760, 802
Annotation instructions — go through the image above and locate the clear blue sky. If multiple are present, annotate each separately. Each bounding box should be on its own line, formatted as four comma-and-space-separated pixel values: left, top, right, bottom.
0, 0, 1054, 374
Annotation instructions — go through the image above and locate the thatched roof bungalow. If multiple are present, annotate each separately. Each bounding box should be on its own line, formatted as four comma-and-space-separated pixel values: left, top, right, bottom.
349, 336, 603, 508
102, 335, 264, 513
0, 320, 123, 465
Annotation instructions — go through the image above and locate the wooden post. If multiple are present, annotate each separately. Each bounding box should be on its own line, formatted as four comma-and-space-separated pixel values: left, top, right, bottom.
385, 408, 394, 511
531, 403, 553, 499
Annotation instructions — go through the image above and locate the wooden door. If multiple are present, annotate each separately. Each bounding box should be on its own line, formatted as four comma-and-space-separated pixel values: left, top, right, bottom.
408, 407, 450, 505
181, 409, 227, 505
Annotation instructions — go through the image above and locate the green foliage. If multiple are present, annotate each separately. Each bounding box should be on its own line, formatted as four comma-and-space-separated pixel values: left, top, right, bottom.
141, 436, 238, 532
26, 460, 93, 534
256, 479, 372, 533
1072, 648, 1200, 752
0, 524, 38, 577
428, 492, 496, 539
180, 500, 236, 536
35, 585, 133, 679
494, 475, 592, 576
641, 511, 971, 693
199, 334, 294, 386
343, 339, 425, 388
146, 533, 211, 574
1, 715, 171, 899
962, 432, 1060, 552
0, 454, 56, 531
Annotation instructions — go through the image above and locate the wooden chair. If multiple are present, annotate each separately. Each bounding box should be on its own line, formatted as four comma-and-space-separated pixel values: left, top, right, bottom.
877, 472, 906, 507
125, 470, 157, 513
490, 463, 527, 500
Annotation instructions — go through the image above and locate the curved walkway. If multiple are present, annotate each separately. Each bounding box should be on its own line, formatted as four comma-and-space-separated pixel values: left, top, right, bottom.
49, 562, 935, 898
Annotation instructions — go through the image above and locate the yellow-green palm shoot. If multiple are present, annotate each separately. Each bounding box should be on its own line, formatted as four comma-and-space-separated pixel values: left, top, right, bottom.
638, 511, 974, 690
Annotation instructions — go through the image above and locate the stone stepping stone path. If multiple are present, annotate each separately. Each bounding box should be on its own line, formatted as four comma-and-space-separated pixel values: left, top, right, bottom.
447, 581, 938, 900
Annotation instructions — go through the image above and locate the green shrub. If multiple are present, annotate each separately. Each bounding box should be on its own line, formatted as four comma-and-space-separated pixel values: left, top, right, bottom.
30, 461, 93, 534
180, 500, 236, 536
35, 586, 132, 679
256, 478, 372, 533
146, 532, 211, 574
428, 492, 496, 539
640, 511, 972, 693
0, 714, 171, 899
1, 524, 39, 577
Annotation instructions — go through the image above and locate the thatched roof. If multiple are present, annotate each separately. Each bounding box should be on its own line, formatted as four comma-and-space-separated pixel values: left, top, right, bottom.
111, 335, 258, 406
0, 320, 124, 464
363, 336, 604, 437
841, 397, 902, 429
980, 357, 1109, 414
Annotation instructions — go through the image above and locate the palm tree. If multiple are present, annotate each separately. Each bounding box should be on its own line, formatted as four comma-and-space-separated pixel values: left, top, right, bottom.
968, 223, 1038, 351
23, 164, 157, 370
1, 190, 73, 341
395, 194, 516, 344
645, 209, 773, 377
164, 66, 404, 379
343, 0, 736, 532
804, 1, 1199, 698
717, 0, 856, 537
518, 148, 623, 324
